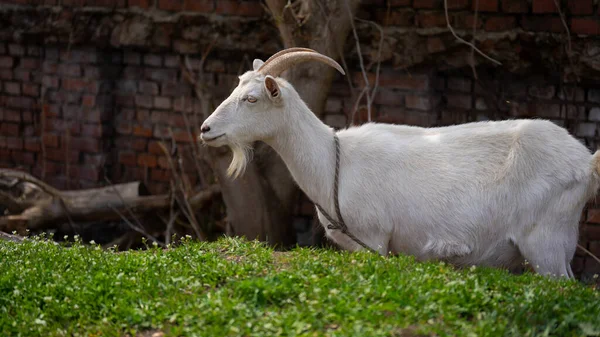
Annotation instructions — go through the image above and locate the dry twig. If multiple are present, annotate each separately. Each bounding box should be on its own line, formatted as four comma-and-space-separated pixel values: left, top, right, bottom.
443, 0, 502, 66
578, 243, 600, 267
345, 0, 384, 124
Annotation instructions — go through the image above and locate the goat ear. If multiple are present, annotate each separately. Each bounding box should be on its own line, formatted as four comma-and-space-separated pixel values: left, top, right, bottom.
253, 59, 264, 71
264, 75, 281, 100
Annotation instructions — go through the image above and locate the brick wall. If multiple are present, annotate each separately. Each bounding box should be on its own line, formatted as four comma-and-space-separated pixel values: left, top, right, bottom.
0, 0, 599, 279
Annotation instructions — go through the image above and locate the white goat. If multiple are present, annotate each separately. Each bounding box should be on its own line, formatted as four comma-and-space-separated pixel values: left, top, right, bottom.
200, 48, 600, 278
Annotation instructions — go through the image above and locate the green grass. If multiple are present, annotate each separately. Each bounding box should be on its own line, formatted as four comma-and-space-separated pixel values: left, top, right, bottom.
1, 236, 599, 337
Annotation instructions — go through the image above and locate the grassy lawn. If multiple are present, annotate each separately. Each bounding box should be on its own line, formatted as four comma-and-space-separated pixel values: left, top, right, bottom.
1, 236, 599, 337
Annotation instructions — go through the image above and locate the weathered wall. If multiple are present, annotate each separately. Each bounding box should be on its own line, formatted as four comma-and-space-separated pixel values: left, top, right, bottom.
0, 0, 599, 279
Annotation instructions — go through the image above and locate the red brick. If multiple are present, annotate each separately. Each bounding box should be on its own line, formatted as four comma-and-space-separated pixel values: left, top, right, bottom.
13, 70, 29, 82
132, 125, 153, 137
161, 83, 190, 97
405, 95, 438, 111
521, 16, 563, 33
387, 0, 410, 4
582, 225, 600, 241
78, 166, 101, 181
42, 104, 59, 118
376, 9, 414, 26
21, 111, 33, 123
532, 0, 557, 13
157, 156, 170, 169
0, 69, 12, 80
124, 51, 141, 65
416, 12, 447, 28
42, 133, 60, 148
148, 140, 165, 155
373, 89, 403, 106
135, 95, 154, 108
19, 58, 39, 69
131, 138, 148, 151
158, 0, 182, 11
83, 154, 106, 166
135, 109, 151, 122
139, 81, 159, 95
571, 18, 600, 35
81, 124, 103, 138
62, 78, 88, 91
70, 137, 101, 153
1, 123, 20, 136
215, 1, 263, 16
451, 13, 479, 29
1, 109, 18, 122
58, 64, 81, 77
11, 151, 35, 165
116, 120, 132, 135
154, 96, 171, 109
446, 94, 472, 109
164, 55, 179, 68
24, 138, 41, 152
143, 54, 162, 66
44, 119, 81, 135
137, 153, 157, 167
183, 0, 213, 12
588, 209, 600, 224
172, 97, 194, 112
567, 0, 593, 15
22, 83, 39, 97
447, 0, 468, 9
5, 137, 23, 150
413, 0, 440, 8
447, 77, 471, 92
484, 16, 516, 31
172, 130, 194, 143
0, 56, 13, 68
4, 82, 20, 95
379, 72, 430, 91
502, 0, 529, 13
46, 148, 79, 163
82, 95, 96, 107
427, 36, 446, 53
528, 85, 556, 99
42, 76, 59, 89
151, 168, 172, 182
119, 151, 137, 166
376, 108, 436, 126
8, 44, 24, 56
475, 0, 497, 11
128, 0, 150, 8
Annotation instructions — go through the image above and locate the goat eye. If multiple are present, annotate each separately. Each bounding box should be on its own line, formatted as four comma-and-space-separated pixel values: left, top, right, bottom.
247, 96, 257, 103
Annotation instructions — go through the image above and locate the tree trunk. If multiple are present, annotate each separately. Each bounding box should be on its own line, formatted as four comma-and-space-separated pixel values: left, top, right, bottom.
207, 0, 360, 248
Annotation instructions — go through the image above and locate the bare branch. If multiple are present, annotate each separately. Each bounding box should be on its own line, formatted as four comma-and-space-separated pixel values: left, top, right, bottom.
553, 0, 580, 82
470, 0, 480, 79
578, 243, 600, 267
443, 0, 502, 66
345, 0, 372, 122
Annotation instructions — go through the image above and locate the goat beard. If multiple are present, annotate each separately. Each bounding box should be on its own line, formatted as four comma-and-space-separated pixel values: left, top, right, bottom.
227, 141, 253, 179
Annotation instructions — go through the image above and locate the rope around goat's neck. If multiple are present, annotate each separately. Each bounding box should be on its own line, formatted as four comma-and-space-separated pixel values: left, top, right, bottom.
315, 133, 376, 253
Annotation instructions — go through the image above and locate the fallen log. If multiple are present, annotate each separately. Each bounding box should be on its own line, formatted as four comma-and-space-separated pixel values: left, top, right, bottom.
0, 169, 221, 231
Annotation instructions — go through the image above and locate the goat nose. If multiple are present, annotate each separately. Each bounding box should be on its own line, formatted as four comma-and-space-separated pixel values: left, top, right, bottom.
200, 125, 211, 133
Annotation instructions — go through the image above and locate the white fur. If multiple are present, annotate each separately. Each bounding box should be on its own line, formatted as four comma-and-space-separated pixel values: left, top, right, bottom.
201, 65, 600, 278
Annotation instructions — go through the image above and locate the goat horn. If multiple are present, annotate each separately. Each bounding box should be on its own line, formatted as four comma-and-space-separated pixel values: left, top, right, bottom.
261, 47, 317, 67
258, 50, 346, 77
